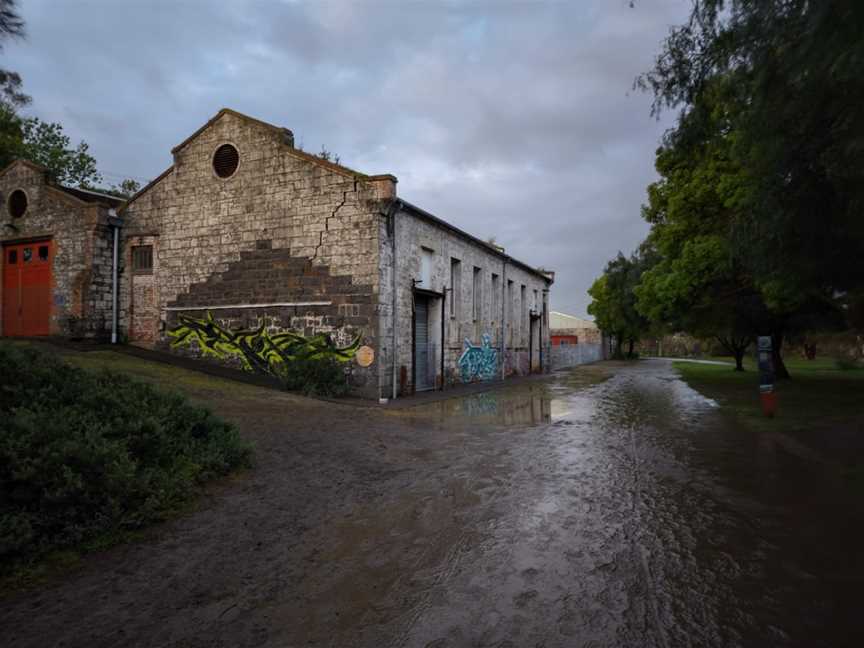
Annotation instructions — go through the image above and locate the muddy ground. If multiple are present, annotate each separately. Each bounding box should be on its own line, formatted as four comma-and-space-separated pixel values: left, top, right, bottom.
2, 356, 862, 647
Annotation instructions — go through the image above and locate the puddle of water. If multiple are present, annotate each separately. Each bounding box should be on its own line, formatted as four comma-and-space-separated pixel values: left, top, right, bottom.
396, 368, 612, 429
400, 387, 553, 427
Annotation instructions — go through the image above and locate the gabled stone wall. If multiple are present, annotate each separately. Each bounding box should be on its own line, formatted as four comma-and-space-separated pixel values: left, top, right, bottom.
120, 110, 392, 397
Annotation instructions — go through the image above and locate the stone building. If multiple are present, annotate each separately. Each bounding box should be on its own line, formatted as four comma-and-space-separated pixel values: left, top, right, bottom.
0, 160, 124, 338
550, 311, 600, 346
1, 108, 554, 399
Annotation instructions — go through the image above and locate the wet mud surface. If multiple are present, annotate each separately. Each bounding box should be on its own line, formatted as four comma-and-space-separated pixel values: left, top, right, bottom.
3, 359, 862, 647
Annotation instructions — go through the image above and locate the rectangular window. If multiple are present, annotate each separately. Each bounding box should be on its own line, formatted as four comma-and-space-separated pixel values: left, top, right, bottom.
520, 285, 526, 343
132, 245, 153, 274
507, 279, 514, 343
472, 266, 482, 321
450, 258, 461, 318
491, 273, 500, 322
419, 246, 434, 289
7, 249, 16, 264
533, 289, 539, 313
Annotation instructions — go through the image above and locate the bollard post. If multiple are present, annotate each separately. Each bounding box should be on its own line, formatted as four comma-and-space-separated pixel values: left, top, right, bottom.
757, 336, 777, 417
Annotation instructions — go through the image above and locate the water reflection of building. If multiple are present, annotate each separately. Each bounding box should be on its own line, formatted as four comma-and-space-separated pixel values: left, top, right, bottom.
457, 390, 552, 425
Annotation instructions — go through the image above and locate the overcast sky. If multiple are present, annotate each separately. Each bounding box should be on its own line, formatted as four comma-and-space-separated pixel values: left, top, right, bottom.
4, 0, 688, 316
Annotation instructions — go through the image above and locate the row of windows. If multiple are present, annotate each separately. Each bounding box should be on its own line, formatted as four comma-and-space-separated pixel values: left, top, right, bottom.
6, 245, 49, 264
447, 256, 541, 333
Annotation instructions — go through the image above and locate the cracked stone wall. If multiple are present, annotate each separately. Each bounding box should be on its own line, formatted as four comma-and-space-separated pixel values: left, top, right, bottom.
120, 111, 392, 397
0, 162, 115, 338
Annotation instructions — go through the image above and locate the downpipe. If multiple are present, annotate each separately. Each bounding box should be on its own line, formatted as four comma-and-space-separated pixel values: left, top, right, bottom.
501, 259, 507, 381
390, 200, 399, 401
108, 211, 121, 344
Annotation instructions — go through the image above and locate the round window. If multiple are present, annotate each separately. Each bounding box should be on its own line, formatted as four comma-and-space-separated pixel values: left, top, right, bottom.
212, 144, 240, 178
8, 189, 28, 218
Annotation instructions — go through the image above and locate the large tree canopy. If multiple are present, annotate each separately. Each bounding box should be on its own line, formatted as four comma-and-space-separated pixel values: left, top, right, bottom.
639, 0, 864, 320
634, 79, 775, 371
606, 0, 864, 376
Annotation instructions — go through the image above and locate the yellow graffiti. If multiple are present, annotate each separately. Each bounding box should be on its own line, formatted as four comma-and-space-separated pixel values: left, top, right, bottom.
167, 311, 361, 375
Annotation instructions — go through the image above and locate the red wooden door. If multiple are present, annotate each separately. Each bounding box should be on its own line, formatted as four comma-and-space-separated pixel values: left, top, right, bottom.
2, 241, 52, 336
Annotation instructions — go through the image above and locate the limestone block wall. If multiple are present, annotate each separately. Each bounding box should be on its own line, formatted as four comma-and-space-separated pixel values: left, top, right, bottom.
379, 203, 552, 396
120, 110, 391, 396
0, 161, 115, 338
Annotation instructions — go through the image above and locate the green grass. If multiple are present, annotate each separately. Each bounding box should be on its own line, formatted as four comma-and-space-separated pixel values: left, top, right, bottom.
674, 356, 864, 435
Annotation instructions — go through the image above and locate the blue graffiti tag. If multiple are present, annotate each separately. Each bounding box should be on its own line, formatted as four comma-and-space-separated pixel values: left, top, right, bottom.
458, 334, 499, 383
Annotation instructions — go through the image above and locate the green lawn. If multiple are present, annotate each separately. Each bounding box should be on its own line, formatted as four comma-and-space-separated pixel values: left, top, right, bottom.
674, 356, 864, 436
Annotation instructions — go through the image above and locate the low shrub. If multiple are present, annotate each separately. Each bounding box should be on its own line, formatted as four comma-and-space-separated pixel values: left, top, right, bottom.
835, 357, 862, 371
274, 356, 349, 397
0, 343, 252, 570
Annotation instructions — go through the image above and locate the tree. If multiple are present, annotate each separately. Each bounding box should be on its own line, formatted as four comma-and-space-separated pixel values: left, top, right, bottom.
633, 82, 772, 371
0, 0, 27, 169
105, 178, 141, 198
636, 1, 864, 377
18, 118, 102, 187
0, 1, 101, 187
588, 252, 651, 359
0, 0, 27, 108
639, 0, 864, 332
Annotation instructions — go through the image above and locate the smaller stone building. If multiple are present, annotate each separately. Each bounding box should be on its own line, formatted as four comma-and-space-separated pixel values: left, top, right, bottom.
550, 311, 601, 346
549, 310, 603, 368
0, 160, 123, 338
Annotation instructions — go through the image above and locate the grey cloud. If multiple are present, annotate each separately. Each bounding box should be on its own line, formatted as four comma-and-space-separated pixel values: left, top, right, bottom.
5, 0, 687, 315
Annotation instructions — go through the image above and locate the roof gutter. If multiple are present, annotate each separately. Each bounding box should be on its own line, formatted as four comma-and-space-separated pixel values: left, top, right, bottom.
395, 198, 553, 284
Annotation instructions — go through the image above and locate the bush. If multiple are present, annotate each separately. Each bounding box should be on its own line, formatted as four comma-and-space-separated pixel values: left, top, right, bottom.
274, 356, 349, 397
835, 357, 862, 371
0, 343, 252, 569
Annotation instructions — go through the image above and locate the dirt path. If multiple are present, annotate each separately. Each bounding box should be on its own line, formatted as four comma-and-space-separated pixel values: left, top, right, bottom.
2, 356, 861, 647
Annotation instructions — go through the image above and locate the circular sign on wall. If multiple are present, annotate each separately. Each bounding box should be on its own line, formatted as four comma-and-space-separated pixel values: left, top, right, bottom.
355, 345, 375, 367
